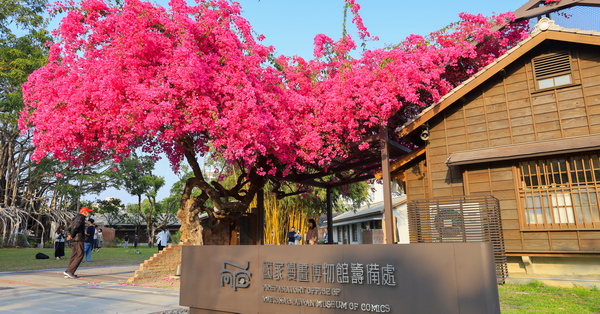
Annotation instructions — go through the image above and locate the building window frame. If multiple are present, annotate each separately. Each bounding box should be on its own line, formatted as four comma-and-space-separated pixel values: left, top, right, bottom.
532, 51, 573, 91
351, 224, 358, 242
517, 153, 600, 230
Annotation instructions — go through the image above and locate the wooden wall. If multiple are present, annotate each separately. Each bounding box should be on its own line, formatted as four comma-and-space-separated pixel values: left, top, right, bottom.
410, 43, 600, 254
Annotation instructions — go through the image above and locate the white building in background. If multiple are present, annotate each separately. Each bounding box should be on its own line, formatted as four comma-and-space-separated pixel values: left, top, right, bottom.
332, 194, 409, 244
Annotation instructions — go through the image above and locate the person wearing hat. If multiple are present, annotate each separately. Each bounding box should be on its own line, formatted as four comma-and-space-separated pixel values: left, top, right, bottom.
64, 207, 93, 279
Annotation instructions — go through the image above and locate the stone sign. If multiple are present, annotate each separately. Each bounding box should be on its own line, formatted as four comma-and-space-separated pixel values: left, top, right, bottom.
180, 243, 500, 314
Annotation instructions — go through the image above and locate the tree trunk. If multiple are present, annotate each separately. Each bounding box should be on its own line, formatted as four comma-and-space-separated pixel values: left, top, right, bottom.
177, 198, 203, 245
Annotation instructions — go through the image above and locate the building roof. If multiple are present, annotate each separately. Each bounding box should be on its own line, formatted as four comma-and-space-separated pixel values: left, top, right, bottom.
332, 194, 406, 225
383, 18, 600, 175
397, 18, 600, 140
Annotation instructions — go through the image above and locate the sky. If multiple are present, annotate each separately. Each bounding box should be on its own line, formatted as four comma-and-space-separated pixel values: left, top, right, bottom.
79, 0, 528, 204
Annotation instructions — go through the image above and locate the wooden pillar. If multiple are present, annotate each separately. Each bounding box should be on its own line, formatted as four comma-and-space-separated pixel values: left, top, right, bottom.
256, 189, 264, 245
380, 127, 395, 244
326, 187, 334, 244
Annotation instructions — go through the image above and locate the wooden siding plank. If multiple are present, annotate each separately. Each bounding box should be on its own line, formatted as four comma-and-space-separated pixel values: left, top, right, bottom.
468, 141, 490, 150
537, 130, 562, 140
501, 207, 519, 220
510, 116, 534, 127
556, 88, 584, 101
523, 232, 548, 240
487, 111, 509, 122
580, 240, 600, 251
563, 128, 592, 138
489, 138, 513, 146
549, 232, 579, 240
505, 239, 523, 251
489, 129, 511, 139
507, 97, 531, 109
523, 240, 551, 251
532, 103, 559, 115
466, 132, 488, 143
465, 123, 488, 133
447, 143, 468, 153
531, 93, 557, 107
502, 219, 520, 230
562, 116, 590, 130
579, 232, 600, 239
503, 229, 522, 239
559, 107, 588, 118
551, 240, 580, 251
509, 106, 532, 118
489, 168, 515, 180
490, 181, 514, 192
511, 125, 536, 136
486, 103, 508, 114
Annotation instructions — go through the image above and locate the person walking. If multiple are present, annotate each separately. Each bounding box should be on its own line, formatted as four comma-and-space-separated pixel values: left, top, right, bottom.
155, 227, 169, 251
83, 219, 95, 263
95, 227, 103, 252
92, 226, 98, 252
64, 207, 93, 279
133, 234, 139, 249
54, 226, 66, 260
124, 233, 129, 248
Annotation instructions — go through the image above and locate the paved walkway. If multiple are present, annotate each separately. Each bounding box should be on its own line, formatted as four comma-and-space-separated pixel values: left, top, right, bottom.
0, 265, 185, 313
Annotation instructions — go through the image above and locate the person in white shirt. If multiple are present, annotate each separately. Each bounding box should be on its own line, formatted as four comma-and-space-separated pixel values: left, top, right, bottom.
155, 227, 169, 251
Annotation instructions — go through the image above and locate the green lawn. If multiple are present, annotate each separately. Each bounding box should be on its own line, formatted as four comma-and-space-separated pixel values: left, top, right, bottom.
0, 247, 158, 272
499, 281, 600, 313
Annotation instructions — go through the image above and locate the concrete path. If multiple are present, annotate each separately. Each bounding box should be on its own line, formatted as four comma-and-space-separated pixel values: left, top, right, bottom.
0, 265, 185, 313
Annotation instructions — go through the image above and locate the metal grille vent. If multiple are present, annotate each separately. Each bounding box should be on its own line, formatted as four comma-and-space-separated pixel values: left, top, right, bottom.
533, 52, 571, 79
408, 195, 508, 284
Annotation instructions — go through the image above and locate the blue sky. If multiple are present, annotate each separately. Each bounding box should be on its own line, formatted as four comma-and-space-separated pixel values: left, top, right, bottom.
81, 0, 528, 204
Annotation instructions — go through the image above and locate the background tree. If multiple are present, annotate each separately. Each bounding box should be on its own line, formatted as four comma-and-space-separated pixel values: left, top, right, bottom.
95, 197, 125, 228
108, 154, 164, 246
140, 174, 165, 247
0, 0, 50, 210
20, 0, 528, 245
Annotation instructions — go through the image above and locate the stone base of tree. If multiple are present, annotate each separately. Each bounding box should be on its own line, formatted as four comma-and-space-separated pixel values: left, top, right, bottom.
127, 245, 182, 285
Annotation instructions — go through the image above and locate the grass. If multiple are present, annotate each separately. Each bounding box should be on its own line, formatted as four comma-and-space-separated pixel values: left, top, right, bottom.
499, 281, 600, 313
0, 247, 158, 272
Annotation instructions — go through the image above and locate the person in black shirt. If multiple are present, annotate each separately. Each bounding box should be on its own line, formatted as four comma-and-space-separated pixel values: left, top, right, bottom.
287, 227, 296, 245
64, 207, 93, 279
83, 219, 95, 262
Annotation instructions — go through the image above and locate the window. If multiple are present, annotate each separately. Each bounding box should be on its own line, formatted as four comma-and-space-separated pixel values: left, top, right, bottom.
518, 153, 600, 229
351, 224, 357, 242
532, 52, 572, 90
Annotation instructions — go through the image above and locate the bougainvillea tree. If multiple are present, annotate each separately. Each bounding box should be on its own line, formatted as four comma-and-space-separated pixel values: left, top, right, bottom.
20, 0, 528, 244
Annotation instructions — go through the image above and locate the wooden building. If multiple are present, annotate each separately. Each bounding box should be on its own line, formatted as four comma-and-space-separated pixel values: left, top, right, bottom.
392, 19, 600, 286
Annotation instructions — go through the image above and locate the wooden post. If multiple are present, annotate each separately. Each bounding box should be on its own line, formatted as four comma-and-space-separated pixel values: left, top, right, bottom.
256, 189, 264, 245
380, 127, 395, 244
326, 187, 334, 244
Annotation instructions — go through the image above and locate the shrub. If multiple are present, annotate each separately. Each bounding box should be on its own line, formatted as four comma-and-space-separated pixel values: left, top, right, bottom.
171, 231, 182, 244
104, 237, 124, 248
